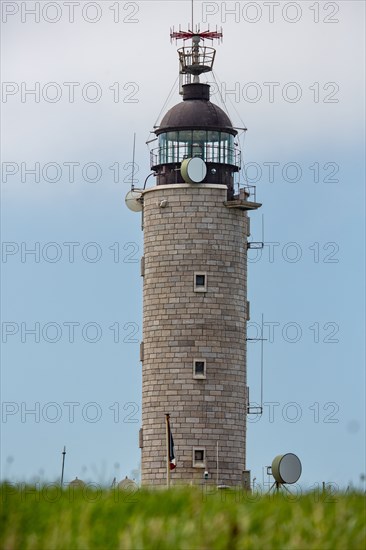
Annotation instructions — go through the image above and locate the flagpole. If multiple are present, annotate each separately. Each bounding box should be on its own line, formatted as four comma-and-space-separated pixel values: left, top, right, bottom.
216, 441, 219, 486
60, 445, 66, 487
165, 414, 171, 488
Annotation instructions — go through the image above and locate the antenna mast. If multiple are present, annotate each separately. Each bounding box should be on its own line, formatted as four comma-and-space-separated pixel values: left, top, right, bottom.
260, 313, 264, 409
131, 132, 136, 191
170, 13, 223, 92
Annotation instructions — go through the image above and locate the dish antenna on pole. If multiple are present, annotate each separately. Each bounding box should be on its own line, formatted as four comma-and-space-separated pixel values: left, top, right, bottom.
125, 189, 143, 212
267, 453, 302, 494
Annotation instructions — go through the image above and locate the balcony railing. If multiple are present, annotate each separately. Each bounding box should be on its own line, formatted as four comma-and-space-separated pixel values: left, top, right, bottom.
178, 46, 216, 75
240, 184, 258, 203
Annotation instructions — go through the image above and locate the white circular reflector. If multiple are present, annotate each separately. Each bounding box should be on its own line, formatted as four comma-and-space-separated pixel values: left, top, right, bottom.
125, 189, 143, 212
181, 157, 207, 183
271, 453, 302, 484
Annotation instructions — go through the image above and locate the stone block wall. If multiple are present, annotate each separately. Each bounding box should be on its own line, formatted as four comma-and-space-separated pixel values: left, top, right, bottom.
141, 184, 249, 486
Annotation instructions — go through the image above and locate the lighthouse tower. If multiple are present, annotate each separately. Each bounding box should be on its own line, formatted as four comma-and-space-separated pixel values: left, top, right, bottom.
129, 27, 261, 487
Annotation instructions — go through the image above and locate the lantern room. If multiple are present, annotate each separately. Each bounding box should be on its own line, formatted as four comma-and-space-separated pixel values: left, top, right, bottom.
150, 82, 241, 198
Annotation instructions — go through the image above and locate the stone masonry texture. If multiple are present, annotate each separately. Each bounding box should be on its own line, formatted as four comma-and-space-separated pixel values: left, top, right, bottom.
141, 184, 249, 486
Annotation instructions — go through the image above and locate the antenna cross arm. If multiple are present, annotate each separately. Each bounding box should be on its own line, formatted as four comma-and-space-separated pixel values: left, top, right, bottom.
170, 29, 223, 42
199, 30, 223, 40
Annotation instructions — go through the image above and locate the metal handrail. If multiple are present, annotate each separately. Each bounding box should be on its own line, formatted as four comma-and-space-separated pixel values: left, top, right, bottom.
178, 46, 216, 74
150, 144, 241, 168
240, 184, 257, 202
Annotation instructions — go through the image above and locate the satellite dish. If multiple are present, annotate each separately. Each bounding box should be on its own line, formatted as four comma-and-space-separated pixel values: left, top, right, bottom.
125, 189, 143, 212
181, 157, 207, 183
271, 453, 302, 484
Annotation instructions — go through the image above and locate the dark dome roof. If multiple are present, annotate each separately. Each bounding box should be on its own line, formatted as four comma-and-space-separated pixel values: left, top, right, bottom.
156, 84, 236, 135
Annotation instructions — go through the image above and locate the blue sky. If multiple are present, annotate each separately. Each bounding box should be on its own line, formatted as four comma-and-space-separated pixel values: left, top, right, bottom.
1, 1, 365, 490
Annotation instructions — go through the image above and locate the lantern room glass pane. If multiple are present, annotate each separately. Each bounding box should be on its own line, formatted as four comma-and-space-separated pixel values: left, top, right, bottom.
191, 130, 207, 159
157, 129, 237, 166
166, 131, 178, 163
158, 133, 167, 164
177, 130, 192, 160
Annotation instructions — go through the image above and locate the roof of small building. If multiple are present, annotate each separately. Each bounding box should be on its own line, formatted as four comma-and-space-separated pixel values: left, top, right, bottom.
69, 476, 85, 487
118, 476, 137, 490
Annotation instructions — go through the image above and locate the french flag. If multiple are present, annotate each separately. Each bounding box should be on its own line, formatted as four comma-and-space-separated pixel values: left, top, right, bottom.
167, 416, 176, 470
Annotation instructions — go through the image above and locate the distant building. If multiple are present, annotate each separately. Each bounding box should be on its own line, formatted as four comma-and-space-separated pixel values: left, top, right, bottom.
69, 477, 85, 487
118, 476, 137, 491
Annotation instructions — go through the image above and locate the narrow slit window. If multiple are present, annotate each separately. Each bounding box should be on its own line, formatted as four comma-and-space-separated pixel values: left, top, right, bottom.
193, 359, 206, 379
194, 272, 207, 292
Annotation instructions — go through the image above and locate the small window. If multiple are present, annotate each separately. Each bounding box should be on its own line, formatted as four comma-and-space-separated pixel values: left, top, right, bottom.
193, 448, 206, 468
194, 272, 207, 292
193, 359, 206, 379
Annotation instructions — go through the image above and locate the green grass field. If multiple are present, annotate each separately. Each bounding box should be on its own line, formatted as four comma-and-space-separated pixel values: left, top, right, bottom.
1, 483, 365, 549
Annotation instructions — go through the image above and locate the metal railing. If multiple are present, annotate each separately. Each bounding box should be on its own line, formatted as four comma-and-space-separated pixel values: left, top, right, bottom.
150, 143, 241, 168
240, 184, 257, 203
178, 46, 216, 75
